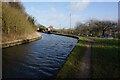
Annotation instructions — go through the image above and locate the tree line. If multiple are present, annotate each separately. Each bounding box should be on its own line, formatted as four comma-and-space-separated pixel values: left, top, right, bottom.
57, 19, 119, 38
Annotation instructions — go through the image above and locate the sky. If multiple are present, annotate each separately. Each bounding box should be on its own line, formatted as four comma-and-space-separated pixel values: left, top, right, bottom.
21, 1, 118, 29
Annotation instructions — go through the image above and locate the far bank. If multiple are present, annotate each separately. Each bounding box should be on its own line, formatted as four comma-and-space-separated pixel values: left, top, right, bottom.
2, 32, 42, 48
2, 3, 42, 48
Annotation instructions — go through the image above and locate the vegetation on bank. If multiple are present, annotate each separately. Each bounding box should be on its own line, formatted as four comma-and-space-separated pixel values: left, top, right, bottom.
53, 18, 119, 78
2, 2, 38, 42
56, 34, 119, 79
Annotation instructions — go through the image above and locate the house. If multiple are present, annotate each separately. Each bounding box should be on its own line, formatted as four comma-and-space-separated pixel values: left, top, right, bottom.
46, 26, 54, 34
47, 26, 54, 31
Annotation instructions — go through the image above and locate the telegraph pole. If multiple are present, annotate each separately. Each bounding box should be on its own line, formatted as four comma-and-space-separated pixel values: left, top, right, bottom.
60, 24, 61, 28
70, 13, 72, 34
70, 13, 71, 29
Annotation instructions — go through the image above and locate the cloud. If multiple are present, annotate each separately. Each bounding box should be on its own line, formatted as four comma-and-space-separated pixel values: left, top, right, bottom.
36, 13, 68, 28
70, 0, 90, 11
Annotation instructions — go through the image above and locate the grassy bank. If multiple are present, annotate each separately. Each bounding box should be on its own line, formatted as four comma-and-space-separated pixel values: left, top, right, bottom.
90, 37, 119, 78
56, 35, 91, 79
2, 3, 41, 48
2, 32, 41, 48
56, 33, 119, 79
2, 3, 39, 42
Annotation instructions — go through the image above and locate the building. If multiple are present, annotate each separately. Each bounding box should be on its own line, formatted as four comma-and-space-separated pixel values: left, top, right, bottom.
47, 26, 54, 31
46, 26, 54, 34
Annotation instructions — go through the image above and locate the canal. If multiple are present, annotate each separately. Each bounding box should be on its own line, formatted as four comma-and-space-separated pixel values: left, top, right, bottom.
3, 33, 78, 79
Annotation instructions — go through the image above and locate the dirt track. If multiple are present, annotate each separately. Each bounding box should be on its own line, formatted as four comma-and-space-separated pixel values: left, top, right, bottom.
77, 40, 93, 79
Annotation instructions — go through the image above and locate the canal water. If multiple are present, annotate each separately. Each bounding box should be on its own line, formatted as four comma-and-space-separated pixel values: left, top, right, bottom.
3, 33, 78, 79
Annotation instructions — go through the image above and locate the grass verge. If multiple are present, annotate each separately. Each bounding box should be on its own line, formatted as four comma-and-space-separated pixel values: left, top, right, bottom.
55, 33, 119, 79
90, 37, 119, 78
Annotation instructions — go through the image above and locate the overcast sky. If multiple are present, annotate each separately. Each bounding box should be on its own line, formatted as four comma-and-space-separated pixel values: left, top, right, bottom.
21, 1, 118, 29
